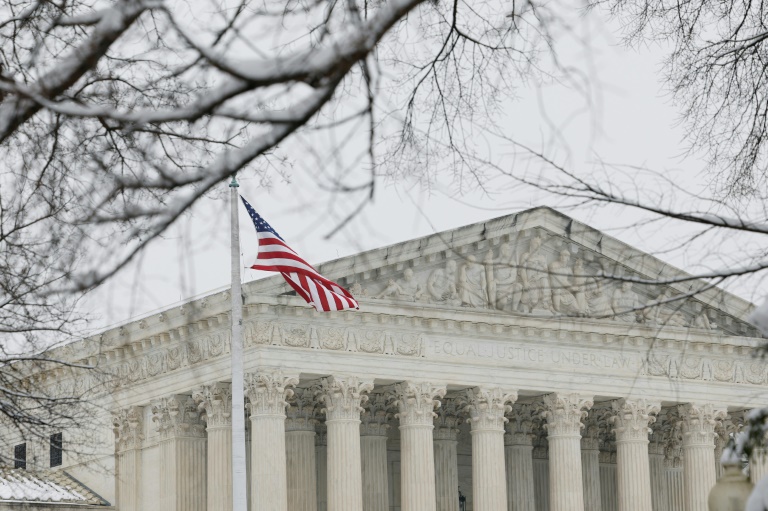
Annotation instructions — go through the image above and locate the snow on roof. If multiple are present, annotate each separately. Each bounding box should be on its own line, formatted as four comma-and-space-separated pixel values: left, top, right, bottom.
0, 468, 108, 505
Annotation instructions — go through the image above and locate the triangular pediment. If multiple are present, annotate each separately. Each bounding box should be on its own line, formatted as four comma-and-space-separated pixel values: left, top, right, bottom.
246, 207, 757, 337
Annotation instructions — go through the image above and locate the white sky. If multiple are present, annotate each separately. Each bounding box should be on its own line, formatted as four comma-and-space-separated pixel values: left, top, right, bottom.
82, 4, 763, 331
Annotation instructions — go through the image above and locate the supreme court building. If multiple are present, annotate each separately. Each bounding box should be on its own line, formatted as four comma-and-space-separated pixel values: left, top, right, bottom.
3, 206, 767, 511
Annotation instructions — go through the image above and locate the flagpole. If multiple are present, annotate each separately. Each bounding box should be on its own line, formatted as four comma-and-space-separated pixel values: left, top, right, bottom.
230, 176, 248, 511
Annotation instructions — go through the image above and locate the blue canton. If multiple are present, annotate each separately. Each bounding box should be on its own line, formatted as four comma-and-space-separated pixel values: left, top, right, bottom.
240, 196, 284, 241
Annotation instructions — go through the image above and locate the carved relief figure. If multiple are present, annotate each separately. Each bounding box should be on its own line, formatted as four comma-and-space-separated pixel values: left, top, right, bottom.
519, 236, 551, 313
427, 260, 460, 305
571, 258, 590, 315
348, 282, 368, 297
587, 279, 613, 318
485, 244, 522, 312
459, 255, 488, 307
692, 309, 713, 330
612, 281, 641, 323
373, 268, 423, 301
642, 288, 688, 327
548, 249, 579, 314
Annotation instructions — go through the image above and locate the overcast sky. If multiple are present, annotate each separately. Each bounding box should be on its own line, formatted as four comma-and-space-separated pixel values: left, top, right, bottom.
81, 5, 762, 332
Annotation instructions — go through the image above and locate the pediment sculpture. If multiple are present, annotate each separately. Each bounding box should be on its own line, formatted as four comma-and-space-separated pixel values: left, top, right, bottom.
344, 230, 730, 332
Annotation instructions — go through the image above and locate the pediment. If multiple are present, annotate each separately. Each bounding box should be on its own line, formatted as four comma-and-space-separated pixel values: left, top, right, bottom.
247, 207, 758, 337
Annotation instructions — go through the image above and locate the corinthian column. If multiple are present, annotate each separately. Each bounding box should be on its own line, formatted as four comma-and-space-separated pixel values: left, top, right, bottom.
541, 393, 593, 511
466, 387, 517, 511
393, 381, 446, 511
151, 395, 207, 511
286, 388, 318, 511
245, 371, 299, 511
315, 422, 328, 511
648, 417, 669, 511
581, 409, 603, 511
610, 399, 660, 511
677, 403, 726, 511
434, 398, 462, 511
193, 383, 233, 511
316, 376, 373, 511
113, 406, 144, 511
361, 393, 391, 511
505, 403, 536, 511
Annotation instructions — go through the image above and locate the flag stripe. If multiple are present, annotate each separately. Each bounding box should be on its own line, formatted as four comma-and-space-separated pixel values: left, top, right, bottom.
240, 196, 358, 312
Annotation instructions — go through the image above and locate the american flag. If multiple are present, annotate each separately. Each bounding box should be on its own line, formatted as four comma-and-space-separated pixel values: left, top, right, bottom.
240, 197, 359, 312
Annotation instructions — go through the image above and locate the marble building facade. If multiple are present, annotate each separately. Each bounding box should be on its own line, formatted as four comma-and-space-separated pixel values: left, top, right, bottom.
6, 207, 768, 511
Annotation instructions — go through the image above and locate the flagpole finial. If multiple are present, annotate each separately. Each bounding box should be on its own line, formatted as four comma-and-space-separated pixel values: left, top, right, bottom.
229, 175, 240, 188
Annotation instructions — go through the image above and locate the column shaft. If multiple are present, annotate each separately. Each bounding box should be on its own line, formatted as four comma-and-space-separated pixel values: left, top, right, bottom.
402, 425, 438, 510
506, 443, 535, 511
435, 438, 459, 511
251, 416, 288, 511
649, 450, 668, 511
751, 449, 768, 484
207, 427, 233, 511
666, 468, 684, 510
600, 461, 618, 511
316, 424, 328, 511
362, 436, 389, 511
582, 448, 601, 511
533, 456, 550, 511
287, 430, 318, 511
116, 449, 141, 511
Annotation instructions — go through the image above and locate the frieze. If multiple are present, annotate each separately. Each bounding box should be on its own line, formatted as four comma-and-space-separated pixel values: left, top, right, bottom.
38, 310, 768, 397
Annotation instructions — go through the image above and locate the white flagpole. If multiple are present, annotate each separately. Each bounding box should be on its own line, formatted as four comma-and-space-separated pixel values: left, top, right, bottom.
230, 176, 248, 511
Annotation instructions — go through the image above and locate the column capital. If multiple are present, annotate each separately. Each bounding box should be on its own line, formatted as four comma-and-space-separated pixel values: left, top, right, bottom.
286, 387, 317, 432
581, 408, 607, 451
245, 370, 299, 417
316, 375, 373, 422
540, 393, 593, 438
505, 403, 536, 446
465, 387, 517, 432
193, 382, 233, 429
393, 381, 446, 427
151, 394, 206, 439
677, 403, 727, 447
610, 398, 660, 443
113, 406, 144, 452
434, 397, 463, 441
361, 393, 391, 436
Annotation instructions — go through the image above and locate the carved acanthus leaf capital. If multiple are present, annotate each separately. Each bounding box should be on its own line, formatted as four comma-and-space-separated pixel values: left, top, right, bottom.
151, 395, 206, 439
677, 403, 727, 447
113, 406, 144, 451
286, 388, 317, 432
610, 398, 660, 443
541, 393, 593, 438
581, 407, 609, 450
465, 387, 517, 432
316, 376, 373, 422
361, 393, 392, 436
434, 398, 463, 441
244, 371, 299, 418
505, 403, 536, 446
193, 382, 233, 429
393, 381, 447, 427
